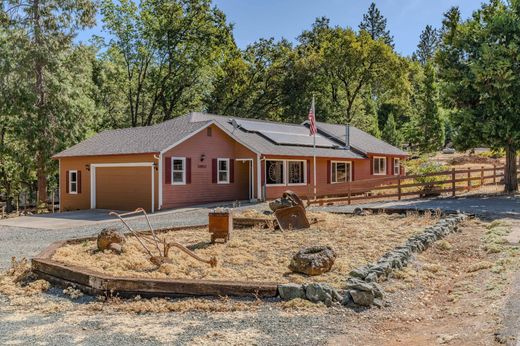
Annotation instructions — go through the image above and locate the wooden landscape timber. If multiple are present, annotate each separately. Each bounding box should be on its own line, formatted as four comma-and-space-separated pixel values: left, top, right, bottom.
31, 225, 279, 298
308, 165, 520, 206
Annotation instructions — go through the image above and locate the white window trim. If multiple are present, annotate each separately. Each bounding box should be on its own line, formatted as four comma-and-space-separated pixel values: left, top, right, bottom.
265, 159, 286, 186
331, 161, 352, 184
373, 156, 387, 176
69, 170, 78, 194
171, 157, 186, 185
287, 159, 307, 186
217, 158, 230, 184
393, 158, 400, 175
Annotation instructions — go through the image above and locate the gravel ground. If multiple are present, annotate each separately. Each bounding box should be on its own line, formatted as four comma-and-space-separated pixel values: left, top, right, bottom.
0, 202, 353, 345
0, 203, 266, 270
1, 198, 519, 345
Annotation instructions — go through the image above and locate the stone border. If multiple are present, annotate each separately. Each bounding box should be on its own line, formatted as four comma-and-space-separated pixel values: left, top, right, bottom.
278, 213, 467, 307
344, 213, 467, 307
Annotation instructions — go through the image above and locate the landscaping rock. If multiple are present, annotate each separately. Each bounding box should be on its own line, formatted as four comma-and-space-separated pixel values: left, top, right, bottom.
349, 289, 374, 307
97, 228, 126, 254
305, 283, 342, 307
289, 246, 336, 276
278, 283, 305, 300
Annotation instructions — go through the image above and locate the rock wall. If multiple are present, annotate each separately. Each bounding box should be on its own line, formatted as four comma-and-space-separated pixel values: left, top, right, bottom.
277, 213, 467, 308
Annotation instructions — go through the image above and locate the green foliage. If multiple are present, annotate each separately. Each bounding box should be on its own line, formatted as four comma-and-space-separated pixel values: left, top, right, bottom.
406, 156, 449, 189
381, 113, 401, 146
437, 0, 520, 191
100, 0, 234, 126
359, 2, 394, 47
415, 63, 444, 153
414, 25, 440, 65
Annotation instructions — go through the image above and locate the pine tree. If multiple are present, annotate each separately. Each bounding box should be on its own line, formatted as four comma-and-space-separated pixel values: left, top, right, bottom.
416, 63, 444, 152
359, 2, 394, 47
415, 25, 440, 65
3, 0, 96, 205
382, 113, 401, 147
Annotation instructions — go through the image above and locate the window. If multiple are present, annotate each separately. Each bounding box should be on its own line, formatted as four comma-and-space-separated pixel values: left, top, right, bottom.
393, 158, 400, 175
217, 158, 229, 184
331, 161, 351, 183
266, 160, 285, 185
171, 157, 186, 184
69, 170, 78, 194
207, 127, 212, 137
288, 160, 306, 185
373, 157, 387, 175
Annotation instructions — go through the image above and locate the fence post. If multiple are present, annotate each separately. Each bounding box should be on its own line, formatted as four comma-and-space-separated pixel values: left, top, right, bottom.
397, 175, 402, 200
480, 166, 484, 186
467, 167, 471, 191
493, 164, 496, 184
348, 182, 351, 205
51, 190, 55, 213
452, 168, 456, 197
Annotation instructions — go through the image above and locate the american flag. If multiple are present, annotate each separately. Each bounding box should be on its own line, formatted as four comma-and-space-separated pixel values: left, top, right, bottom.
308, 97, 317, 136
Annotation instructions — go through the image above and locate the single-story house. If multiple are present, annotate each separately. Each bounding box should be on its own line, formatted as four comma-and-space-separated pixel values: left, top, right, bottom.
53, 112, 407, 212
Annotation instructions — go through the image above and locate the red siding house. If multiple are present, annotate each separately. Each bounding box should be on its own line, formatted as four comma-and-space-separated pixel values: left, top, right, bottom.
53, 112, 407, 212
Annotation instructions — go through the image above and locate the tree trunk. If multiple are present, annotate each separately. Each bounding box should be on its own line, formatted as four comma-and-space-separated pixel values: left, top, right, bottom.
504, 144, 518, 193
37, 153, 47, 205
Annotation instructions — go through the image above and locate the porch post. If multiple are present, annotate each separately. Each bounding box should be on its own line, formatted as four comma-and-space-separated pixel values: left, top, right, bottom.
256, 154, 262, 201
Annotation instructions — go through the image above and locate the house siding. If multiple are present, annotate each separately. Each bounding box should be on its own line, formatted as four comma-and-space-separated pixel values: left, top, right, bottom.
162, 124, 258, 209
263, 154, 402, 200
59, 154, 158, 212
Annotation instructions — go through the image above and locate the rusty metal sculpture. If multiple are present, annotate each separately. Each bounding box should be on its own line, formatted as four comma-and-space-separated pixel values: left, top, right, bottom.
270, 190, 310, 231
109, 208, 217, 268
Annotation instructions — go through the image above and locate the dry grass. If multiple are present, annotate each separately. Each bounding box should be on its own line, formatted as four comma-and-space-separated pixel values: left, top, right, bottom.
52, 212, 437, 289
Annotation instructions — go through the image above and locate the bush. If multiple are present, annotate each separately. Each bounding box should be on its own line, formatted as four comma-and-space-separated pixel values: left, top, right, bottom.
406, 157, 449, 196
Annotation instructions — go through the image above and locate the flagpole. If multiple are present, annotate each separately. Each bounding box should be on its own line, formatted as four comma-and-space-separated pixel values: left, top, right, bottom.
312, 95, 317, 200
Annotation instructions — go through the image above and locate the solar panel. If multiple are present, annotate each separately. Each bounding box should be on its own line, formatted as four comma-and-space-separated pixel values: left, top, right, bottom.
232, 119, 338, 148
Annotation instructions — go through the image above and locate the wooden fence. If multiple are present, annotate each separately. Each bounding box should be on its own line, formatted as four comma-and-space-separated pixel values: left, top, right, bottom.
308, 165, 518, 206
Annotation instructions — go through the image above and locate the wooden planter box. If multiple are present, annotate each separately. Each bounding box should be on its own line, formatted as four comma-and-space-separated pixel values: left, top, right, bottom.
209, 211, 232, 243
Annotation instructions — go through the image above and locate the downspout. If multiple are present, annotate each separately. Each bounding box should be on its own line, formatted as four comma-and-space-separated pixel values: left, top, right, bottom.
58, 159, 61, 212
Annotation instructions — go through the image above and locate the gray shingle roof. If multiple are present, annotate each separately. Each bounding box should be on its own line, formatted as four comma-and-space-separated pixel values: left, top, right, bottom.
315, 121, 408, 156
53, 116, 211, 158
54, 112, 407, 159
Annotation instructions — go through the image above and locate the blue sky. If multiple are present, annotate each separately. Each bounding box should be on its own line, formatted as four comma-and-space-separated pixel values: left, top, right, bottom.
77, 0, 484, 56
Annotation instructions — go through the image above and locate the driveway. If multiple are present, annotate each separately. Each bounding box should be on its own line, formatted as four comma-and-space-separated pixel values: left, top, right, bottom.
313, 194, 520, 219
0, 201, 265, 270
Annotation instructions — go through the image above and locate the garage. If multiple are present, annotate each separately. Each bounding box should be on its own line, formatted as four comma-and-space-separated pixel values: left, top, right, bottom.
93, 164, 154, 212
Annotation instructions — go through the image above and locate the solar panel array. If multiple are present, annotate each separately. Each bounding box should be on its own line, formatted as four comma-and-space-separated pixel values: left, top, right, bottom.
233, 119, 338, 148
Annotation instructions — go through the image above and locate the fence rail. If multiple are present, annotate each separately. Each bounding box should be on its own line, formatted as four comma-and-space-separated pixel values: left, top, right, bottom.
308, 165, 518, 206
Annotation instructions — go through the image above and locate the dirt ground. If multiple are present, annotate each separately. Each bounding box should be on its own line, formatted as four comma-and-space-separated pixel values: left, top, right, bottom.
330, 218, 519, 345
50, 212, 437, 288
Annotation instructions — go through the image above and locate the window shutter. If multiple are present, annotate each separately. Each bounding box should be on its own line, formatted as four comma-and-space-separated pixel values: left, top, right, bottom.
388, 157, 392, 175
77, 171, 82, 193
327, 160, 331, 184
370, 158, 374, 175
230, 159, 235, 183
66, 171, 69, 193
186, 158, 191, 184
212, 159, 217, 183
351, 162, 355, 181
307, 160, 311, 185
165, 157, 172, 184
